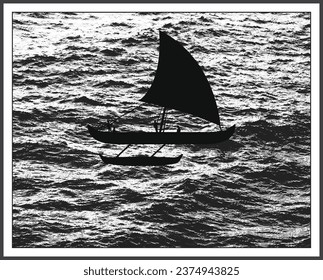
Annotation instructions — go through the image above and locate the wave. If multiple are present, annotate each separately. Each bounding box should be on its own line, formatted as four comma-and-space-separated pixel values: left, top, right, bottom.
112, 188, 147, 203
13, 19, 25, 25
251, 18, 272, 25
26, 12, 49, 19
13, 226, 44, 247
110, 22, 132, 28
119, 58, 140, 65
21, 199, 82, 211
178, 20, 198, 26
65, 35, 81, 40
13, 108, 55, 123
244, 162, 309, 185
94, 80, 133, 88
199, 15, 214, 23
100, 48, 126, 56
14, 55, 58, 67
52, 179, 116, 190
74, 96, 103, 106
239, 118, 310, 143
237, 38, 267, 46
15, 75, 83, 88
121, 38, 140, 46
63, 54, 83, 61
194, 29, 228, 37
65, 45, 99, 52
257, 207, 310, 228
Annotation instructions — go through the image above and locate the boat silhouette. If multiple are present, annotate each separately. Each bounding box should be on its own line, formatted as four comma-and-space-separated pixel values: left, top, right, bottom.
88, 31, 235, 165
88, 125, 235, 144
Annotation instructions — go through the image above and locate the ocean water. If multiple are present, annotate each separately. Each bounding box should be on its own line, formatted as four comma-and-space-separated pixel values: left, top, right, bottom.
12, 12, 310, 248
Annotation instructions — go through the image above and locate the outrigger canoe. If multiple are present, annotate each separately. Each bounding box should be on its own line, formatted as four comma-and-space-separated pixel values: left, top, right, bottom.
87, 31, 236, 165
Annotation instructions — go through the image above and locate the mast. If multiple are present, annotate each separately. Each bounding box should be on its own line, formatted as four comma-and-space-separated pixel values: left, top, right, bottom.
159, 107, 167, 133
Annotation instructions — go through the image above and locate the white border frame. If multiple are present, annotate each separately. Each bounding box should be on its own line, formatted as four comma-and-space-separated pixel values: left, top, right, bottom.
3, 3, 320, 257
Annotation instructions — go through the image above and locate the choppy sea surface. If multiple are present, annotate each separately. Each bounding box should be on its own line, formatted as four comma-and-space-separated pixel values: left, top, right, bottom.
12, 12, 310, 248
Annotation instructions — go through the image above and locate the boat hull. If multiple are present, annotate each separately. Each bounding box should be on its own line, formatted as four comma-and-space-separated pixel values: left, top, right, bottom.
88, 125, 235, 144
99, 154, 182, 166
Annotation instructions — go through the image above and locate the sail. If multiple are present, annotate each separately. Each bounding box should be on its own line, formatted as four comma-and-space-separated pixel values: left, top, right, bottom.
140, 31, 220, 125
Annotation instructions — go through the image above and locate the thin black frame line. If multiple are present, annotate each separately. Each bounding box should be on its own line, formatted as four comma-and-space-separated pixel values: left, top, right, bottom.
8, 9, 314, 255
320, 2, 322, 259
11, 10, 14, 254
0, 2, 4, 260
310, 9, 312, 250
1, 0, 321, 3
6, 10, 316, 259
8, 11, 316, 13
1, 255, 322, 260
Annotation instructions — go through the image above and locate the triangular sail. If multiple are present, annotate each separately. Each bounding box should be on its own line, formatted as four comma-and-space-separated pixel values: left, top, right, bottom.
140, 31, 220, 125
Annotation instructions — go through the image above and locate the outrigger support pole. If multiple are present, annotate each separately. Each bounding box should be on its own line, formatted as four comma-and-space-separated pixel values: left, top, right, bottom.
116, 144, 132, 157
151, 144, 166, 157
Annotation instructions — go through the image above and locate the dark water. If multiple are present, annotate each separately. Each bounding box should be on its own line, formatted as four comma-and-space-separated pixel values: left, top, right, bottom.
12, 12, 310, 248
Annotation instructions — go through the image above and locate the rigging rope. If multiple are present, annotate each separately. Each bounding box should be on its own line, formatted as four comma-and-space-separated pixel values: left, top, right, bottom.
111, 104, 142, 123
